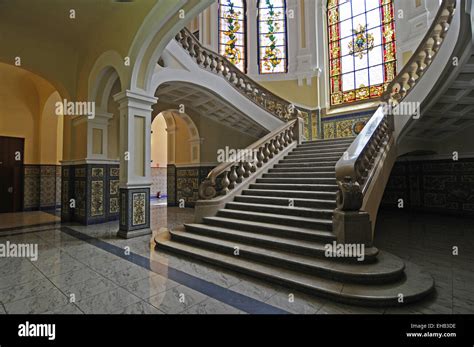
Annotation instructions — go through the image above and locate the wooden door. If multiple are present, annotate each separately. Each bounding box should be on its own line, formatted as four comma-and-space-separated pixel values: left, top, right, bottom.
0, 136, 24, 212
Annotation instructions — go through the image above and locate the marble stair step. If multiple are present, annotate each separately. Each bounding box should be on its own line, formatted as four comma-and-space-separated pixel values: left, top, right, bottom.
262, 172, 335, 178
234, 195, 337, 209
249, 183, 338, 192
202, 216, 335, 243
256, 177, 336, 185
226, 201, 333, 219
280, 157, 341, 164
274, 162, 337, 168
285, 152, 345, 160
172, 228, 400, 283
292, 146, 349, 154
242, 189, 336, 200
155, 233, 434, 307
268, 166, 336, 173
299, 139, 354, 148
216, 209, 333, 231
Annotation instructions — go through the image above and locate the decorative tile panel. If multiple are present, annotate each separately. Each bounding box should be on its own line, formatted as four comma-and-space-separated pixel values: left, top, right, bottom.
40, 166, 56, 208
90, 181, 104, 216
110, 180, 119, 196
132, 192, 146, 226
322, 110, 373, 139
381, 158, 474, 216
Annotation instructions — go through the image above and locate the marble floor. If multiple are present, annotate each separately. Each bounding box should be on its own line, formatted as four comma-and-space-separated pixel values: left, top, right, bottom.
0, 210, 60, 231
0, 207, 472, 314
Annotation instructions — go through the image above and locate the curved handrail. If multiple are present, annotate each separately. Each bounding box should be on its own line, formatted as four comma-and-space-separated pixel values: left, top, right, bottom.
335, 0, 457, 212
382, 0, 457, 104
175, 28, 309, 122
199, 118, 301, 200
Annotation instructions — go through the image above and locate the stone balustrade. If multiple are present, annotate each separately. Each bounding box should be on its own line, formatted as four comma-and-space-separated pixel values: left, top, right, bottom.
175, 29, 308, 122
198, 119, 299, 200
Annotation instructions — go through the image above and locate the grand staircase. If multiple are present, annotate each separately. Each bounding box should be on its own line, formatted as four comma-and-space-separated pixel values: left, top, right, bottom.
156, 138, 434, 306
155, 0, 469, 307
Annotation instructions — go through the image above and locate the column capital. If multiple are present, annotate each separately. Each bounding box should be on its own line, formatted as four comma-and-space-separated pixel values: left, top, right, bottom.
113, 90, 157, 112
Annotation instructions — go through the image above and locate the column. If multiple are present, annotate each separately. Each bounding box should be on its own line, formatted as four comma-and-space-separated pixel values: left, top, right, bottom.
113, 90, 157, 239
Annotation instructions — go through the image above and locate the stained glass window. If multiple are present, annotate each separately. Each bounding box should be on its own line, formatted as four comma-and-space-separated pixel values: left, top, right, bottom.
219, 0, 247, 72
258, 0, 288, 74
327, 0, 397, 106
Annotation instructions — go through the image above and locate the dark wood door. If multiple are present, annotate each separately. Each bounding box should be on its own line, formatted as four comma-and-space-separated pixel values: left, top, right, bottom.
0, 136, 24, 212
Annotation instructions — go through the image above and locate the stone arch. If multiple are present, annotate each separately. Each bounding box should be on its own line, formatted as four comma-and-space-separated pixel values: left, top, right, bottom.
128, 0, 214, 94
88, 50, 126, 107
152, 109, 201, 165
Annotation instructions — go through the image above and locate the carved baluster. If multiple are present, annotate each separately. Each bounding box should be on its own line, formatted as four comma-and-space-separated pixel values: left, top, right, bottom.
228, 166, 238, 189
274, 134, 282, 152
263, 144, 271, 163
256, 147, 265, 168
210, 57, 218, 72
220, 172, 230, 195
243, 161, 252, 177
424, 47, 434, 65
283, 129, 290, 145
231, 72, 238, 84
188, 39, 196, 56
440, 21, 450, 37
222, 64, 230, 80
196, 50, 204, 65
246, 83, 253, 94
236, 162, 245, 183
216, 59, 223, 75
239, 78, 246, 91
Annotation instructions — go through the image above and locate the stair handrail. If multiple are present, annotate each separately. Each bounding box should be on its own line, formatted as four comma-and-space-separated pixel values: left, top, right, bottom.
334, 0, 457, 212
199, 118, 303, 200
175, 28, 308, 122
382, 0, 457, 104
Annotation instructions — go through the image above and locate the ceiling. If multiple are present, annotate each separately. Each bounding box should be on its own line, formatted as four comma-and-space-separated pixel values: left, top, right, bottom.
0, 0, 154, 42
405, 54, 474, 140
156, 82, 268, 138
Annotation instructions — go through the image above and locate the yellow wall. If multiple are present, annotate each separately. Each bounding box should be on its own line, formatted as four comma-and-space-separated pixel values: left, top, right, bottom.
151, 115, 168, 167
259, 77, 319, 108
174, 115, 192, 164
107, 80, 121, 160
154, 105, 259, 165
0, 64, 63, 165
40, 92, 64, 164
186, 110, 259, 163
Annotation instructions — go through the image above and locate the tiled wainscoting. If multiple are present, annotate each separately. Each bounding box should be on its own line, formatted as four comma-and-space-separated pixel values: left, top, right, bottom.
167, 165, 215, 207
151, 167, 167, 199
61, 164, 120, 224
381, 158, 474, 216
23, 165, 61, 211
321, 110, 373, 139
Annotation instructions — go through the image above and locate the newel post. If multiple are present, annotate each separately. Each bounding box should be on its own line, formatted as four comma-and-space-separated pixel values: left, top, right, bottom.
332, 177, 373, 247
294, 116, 305, 144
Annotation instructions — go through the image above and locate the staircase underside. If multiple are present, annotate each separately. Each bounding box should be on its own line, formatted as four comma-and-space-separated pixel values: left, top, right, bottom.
155, 138, 435, 307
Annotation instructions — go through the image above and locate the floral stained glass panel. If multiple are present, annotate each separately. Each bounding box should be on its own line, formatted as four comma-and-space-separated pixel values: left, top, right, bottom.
258, 0, 288, 74
328, 0, 397, 106
219, 0, 247, 72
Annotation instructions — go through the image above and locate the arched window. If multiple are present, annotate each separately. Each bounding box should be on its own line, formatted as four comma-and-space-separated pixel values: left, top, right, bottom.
257, 0, 288, 74
218, 0, 247, 72
327, 0, 397, 106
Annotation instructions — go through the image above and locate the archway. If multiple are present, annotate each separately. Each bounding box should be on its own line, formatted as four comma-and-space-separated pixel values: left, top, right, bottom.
0, 63, 64, 218
150, 110, 201, 208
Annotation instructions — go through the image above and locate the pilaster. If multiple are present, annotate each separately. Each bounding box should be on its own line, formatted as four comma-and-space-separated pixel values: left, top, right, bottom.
113, 90, 157, 238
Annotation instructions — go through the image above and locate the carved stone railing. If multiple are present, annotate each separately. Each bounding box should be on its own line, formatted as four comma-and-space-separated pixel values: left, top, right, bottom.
199, 118, 301, 200
175, 28, 308, 122
333, 0, 458, 246
382, 0, 456, 105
